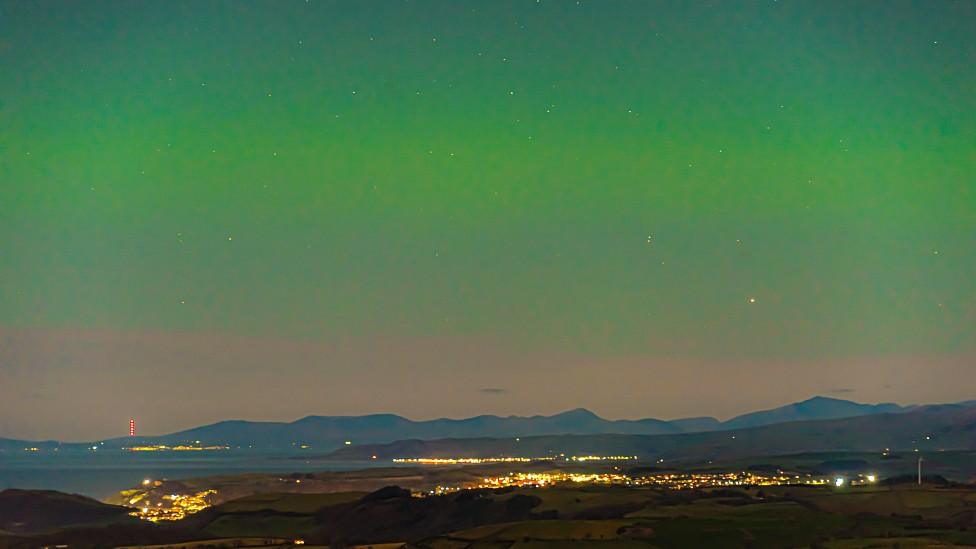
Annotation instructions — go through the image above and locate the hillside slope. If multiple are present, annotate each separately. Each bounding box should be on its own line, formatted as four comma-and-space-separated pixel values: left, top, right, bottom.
0, 489, 138, 535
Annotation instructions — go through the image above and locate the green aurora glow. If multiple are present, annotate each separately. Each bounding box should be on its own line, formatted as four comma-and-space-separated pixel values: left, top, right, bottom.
1, 1, 973, 439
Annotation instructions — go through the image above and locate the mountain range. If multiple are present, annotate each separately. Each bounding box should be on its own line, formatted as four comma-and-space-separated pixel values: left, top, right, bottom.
0, 396, 957, 453
328, 403, 976, 462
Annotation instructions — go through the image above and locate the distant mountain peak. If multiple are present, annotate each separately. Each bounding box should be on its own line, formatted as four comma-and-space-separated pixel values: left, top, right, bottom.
794, 396, 856, 409
802, 396, 847, 404
797, 395, 905, 408
723, 396, 909, 430
552, 408, 601, 420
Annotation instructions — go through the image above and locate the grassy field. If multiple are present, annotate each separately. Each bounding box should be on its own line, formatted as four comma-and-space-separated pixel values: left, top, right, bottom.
116, 538, 404, 549
203, 514, 319, 538
452, 519, 632, 541
528, 485, 651, 515
804, 487, 976, 516
823, 539, 965, 548
408, 482, 976, 548
218, 492, 366, 513
119, 539, 294, 549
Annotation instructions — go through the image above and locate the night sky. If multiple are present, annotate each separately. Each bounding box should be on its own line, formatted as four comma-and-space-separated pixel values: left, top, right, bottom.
2, 1, 974, 441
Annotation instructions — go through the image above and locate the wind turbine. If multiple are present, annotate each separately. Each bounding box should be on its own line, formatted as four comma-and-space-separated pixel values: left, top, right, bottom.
917, 455, 924, 486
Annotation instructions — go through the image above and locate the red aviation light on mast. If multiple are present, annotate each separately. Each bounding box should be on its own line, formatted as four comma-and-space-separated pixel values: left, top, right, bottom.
129, 418, 136, 437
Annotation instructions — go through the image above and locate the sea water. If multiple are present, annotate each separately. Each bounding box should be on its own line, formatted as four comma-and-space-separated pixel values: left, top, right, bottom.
0, 451, 387, 500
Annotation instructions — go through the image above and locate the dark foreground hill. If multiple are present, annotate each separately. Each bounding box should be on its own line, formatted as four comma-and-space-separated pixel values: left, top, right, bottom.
0, 486, 562, 547
0, 489, 138, 535
6, 482, 976, 548
327, 404, 976, 461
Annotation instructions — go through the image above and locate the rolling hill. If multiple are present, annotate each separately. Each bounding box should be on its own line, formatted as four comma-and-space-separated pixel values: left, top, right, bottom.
0, 489, 139, 535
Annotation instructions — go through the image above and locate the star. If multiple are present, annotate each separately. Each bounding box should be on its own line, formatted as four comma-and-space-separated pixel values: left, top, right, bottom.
748, 297, 757, 304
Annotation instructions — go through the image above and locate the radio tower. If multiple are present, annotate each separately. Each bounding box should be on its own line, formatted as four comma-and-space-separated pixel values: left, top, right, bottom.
129, 418, 136, 437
